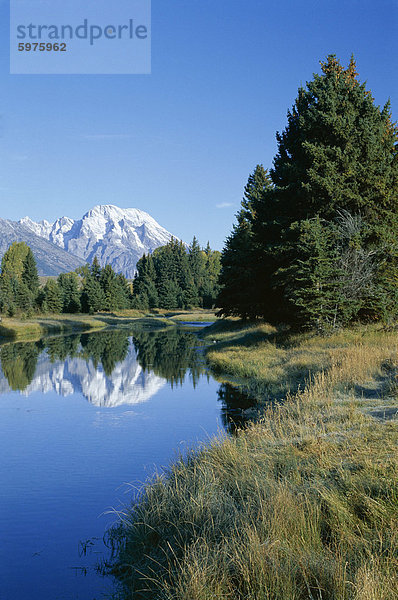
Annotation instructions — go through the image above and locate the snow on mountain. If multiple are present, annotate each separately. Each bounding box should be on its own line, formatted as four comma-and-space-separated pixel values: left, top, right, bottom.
19, 216, 53, 238
19, 205, 177, 278
0, 217, 84, 276
0, 341, 166, 408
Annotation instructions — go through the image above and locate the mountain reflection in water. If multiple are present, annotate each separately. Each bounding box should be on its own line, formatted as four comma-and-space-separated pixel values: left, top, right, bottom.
0, 328, 255, 429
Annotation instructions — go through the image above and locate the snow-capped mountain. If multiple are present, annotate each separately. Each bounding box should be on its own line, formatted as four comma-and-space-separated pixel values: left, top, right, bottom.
0, 217, 84, 276
0, 341, 166, 408
19, 205, 177, 278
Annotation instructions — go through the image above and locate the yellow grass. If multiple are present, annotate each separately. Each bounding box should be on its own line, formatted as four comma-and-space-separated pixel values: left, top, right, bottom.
0, 311, 176, 341
108, 321, 398, 599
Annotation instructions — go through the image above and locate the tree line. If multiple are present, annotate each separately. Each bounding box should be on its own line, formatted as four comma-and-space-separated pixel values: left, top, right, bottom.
132, 237, 221, 310
0, 237, 221, 316
218, 55, 398, 329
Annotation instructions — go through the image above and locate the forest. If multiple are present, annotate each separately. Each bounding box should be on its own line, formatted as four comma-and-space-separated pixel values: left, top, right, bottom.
0, 237, 221, 316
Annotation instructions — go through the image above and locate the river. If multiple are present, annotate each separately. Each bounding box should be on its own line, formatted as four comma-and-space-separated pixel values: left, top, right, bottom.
0, 325, 254, 599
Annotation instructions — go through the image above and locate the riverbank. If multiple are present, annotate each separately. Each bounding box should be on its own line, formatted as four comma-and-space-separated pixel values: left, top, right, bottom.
0, 311, 166, 341
110, 320, 398, 599
0, 309, 218, 341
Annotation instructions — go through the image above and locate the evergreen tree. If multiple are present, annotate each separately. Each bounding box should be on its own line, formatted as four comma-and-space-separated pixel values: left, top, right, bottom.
188, 236, 205, 305
270, 55, 397, 226
217, 165, 273, 318
131, 239, 221, 310
0, 274, 17, 316
261, 55, 398, 323
91, 256, 102, 281
0, 243, 39, 315
133, 254, 159, 309
159, 279, 180, 310
15, 281, 34, 312
41, 279, 63, 313
81, 275, 105, 313
21, 247, 40, 298
114, 274, 133, 310
0, 342, 40, 391
154, 241, 180, 309
100, 264, 118, 311
201, 245, 221, 308
1, 241, 30, 280
58, 272, 81, 313
219, 56, 398, 326
278, 217, 342, 329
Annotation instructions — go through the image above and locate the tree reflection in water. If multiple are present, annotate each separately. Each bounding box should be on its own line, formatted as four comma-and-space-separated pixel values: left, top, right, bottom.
131, 328, 205, 387
0, 327, 207, 392
0, 329, 256, 432
0, 341, 40, 391
217, 383, 258, 434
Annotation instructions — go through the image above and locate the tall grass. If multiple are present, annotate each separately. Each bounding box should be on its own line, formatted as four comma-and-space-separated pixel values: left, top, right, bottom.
108, 322, 398, 600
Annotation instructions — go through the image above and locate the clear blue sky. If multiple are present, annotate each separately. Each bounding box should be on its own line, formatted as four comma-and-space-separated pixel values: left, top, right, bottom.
0, 0, 397, 249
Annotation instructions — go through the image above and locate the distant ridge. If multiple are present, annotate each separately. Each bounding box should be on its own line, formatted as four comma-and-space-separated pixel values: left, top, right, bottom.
0, 218, 84, 276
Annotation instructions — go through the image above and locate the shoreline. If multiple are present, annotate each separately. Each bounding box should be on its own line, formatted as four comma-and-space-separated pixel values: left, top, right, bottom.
0, 309, 218, 342
108, 319, 398, 599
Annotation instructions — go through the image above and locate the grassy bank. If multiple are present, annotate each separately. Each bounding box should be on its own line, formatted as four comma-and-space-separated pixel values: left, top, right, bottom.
0, 310, 176, 341
109, 321, 398, 600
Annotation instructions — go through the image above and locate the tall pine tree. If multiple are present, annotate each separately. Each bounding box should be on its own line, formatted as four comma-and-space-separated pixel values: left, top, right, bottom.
217, 165, 273, 318
220, 56, 398, 325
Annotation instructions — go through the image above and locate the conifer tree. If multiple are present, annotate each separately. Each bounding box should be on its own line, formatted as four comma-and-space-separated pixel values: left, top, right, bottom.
41, 279, 63, 313
131, 238, 221, 310
81, 275, 105, 313
133, 254, 159, 309
91, 256, 102, 280
270, 55, 397, 226
217, 165, 273, 318
0, 243, 39, 314
1, 241, 29, 280
219, 56, 398, 325
0, 274, 17, 316
188, 236, 205, 303
114, 274, 133, 310
58, 272, 81, 313
21, 247, 40, 298
100, 264, 118, 311
201, 245, 221, 308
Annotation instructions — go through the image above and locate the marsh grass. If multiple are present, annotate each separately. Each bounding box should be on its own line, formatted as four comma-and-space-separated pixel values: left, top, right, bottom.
165, 310, 218, 323
0, 314, 108, 340
0, 311, 177, 341
108, 321, 398, 599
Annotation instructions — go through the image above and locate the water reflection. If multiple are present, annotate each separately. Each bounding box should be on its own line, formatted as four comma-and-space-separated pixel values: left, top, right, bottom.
0, 341, 40, 391
0, 327, 258, 600
132, 328, 205, 387
0, 329, 207, 407
0, 328, 255, 428
218, 383, 259, 433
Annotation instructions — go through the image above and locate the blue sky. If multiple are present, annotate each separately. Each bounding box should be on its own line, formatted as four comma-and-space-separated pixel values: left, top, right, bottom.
0, 0, 397, 249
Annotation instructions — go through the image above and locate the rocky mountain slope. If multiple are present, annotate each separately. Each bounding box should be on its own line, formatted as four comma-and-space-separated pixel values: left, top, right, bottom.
0, 218, 84, 276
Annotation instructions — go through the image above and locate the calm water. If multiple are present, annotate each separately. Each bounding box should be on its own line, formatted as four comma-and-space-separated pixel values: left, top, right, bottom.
0, 326, 254, 600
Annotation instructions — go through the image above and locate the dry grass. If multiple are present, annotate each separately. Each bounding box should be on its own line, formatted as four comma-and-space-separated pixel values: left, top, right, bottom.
165, 310, 218, 323
108, 321, 398, 600
0, 311, 178, 341
0, 313, 107, 340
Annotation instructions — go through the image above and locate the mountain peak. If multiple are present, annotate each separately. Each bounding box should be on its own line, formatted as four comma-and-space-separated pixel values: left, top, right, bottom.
18, 204, 177, 277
